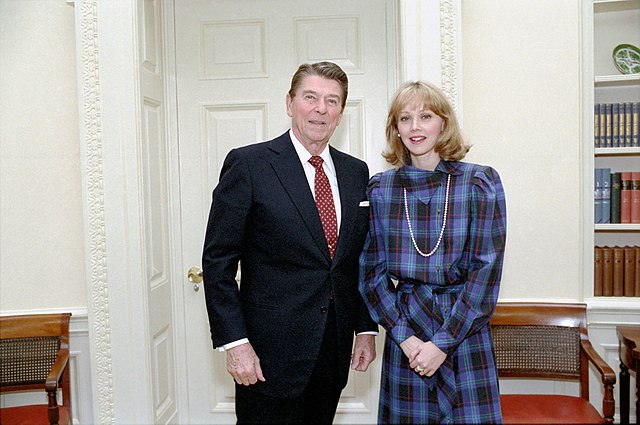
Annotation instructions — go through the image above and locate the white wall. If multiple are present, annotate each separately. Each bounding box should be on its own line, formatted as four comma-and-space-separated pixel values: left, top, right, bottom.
0, 0, 87, 310
461, 0, 583, 300
0, 0, 586, 313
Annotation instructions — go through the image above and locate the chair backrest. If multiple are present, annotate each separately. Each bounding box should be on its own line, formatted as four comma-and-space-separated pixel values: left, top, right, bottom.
490, 303, 590, 394
0, 313, 71, 392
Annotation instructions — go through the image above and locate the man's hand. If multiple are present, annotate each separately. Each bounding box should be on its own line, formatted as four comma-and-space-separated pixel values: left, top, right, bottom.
226, 342, 266, 385
351, 334, 376, 371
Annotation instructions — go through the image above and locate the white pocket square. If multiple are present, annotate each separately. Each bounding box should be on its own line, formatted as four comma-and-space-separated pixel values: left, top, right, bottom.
359, 201, 370, 207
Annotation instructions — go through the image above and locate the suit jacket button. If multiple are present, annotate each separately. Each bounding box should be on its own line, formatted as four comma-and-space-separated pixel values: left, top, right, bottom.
321, 306, 328, 314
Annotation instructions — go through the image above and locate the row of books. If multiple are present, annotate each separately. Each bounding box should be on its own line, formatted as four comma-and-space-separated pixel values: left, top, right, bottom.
594, 169, 640, 224
594, 102, 639, 148
594, 246, 640, 297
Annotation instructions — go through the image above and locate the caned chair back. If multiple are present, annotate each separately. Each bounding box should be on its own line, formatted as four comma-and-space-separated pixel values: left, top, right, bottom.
0, 313, 72, 425
490, 303, 615, 424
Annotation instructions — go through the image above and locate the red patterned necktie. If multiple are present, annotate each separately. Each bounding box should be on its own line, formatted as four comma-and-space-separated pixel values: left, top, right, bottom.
309, 156, 338, 259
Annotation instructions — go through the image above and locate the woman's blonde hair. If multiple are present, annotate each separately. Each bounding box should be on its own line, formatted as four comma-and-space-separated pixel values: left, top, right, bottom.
383, 81, 470, 166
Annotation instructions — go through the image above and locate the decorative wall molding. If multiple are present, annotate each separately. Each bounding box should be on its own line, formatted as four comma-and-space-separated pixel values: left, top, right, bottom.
439, 0, 459, 112
75, 0, 114, 423
397, 0, 461, 111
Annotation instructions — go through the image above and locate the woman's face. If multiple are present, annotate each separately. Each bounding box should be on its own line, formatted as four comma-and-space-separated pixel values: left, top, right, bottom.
396, 101, 444, 170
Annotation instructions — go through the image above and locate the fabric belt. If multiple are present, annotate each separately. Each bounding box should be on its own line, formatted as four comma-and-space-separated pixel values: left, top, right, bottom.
395, 278, 462, 423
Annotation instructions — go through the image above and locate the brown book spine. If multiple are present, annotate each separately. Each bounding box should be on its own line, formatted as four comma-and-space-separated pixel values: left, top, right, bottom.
636, 246, 640, 298
621, 172, 632, 223
623, 246, 636, 297
602, 246, 614, 296
632, 172, 640, 224
594, 246, 603, 296
613, 246, 625, 296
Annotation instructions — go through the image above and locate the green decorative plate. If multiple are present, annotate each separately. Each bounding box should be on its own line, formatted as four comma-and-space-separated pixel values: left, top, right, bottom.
613, 44, 640, 75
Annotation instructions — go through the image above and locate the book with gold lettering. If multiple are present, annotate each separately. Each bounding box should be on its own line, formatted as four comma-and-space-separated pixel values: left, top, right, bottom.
633, 102, 639, 147
594, 246, 603, 296
621, 172, 632, 224
602, 246, 614, 297
624, 102, 633, 147
613, 246, 625, 297
611, 172, 622, 224
624, 246, 636, 297
612, 103, 620, 147
594, 103, 601, 148
636, 246, 640, 297
632, 172, 640, 224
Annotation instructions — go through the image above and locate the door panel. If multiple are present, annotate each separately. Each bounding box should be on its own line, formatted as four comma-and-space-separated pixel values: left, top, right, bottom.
140, 0, 178, 422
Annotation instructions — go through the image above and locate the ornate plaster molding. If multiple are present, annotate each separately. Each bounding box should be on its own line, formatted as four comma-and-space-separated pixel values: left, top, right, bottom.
440, 0, 459, 112
77, 0, 114, 423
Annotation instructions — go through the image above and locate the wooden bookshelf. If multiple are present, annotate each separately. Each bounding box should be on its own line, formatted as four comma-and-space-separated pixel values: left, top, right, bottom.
583, 0, 640, 302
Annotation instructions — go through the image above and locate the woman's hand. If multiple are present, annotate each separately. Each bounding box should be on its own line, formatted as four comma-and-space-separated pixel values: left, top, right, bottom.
409, 341, 446, 377
399, 335, 424, 359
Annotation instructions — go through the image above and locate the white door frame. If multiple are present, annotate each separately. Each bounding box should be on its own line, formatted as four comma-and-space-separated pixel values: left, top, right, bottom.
73, 0, 461, 423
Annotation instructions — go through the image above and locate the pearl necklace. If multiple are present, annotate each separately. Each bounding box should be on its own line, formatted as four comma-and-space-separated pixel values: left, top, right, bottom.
403, 174, 451, 257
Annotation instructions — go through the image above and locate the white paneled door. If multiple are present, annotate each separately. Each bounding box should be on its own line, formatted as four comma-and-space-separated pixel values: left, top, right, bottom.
174, 1, 397, 422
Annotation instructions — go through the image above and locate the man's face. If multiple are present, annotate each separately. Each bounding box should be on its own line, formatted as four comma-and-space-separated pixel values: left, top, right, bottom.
286, 75, 344, 151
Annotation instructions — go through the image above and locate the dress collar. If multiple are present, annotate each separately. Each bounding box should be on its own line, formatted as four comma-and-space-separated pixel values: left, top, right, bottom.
397, 160, 462, 190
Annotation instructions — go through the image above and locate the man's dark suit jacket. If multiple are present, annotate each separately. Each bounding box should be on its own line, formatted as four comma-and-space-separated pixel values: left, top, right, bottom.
202, 131, 378, 398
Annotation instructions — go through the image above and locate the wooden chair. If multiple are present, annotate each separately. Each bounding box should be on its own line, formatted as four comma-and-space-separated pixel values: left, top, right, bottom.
0, 313, 72, 425
490, 303, 615, 424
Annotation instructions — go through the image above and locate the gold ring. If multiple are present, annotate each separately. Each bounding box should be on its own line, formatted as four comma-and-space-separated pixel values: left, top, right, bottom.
415, 366, 424, 372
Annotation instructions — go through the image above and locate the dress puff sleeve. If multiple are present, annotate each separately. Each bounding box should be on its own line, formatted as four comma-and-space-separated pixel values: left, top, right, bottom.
430, 165, 507, 355
359, 173, 416, 345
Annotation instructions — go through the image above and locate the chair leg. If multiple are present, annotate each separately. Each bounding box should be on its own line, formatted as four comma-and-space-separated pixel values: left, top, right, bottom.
47, 389, 60, 425
602, 380, 615, 424
620, 362, 630, 424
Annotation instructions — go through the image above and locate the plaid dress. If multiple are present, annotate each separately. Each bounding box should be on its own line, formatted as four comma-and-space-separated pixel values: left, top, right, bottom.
359, 161, 507, 424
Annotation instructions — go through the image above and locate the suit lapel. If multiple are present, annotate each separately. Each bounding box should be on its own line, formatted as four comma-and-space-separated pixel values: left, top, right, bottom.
332, 147, 359, 262
268, 133, 330, 260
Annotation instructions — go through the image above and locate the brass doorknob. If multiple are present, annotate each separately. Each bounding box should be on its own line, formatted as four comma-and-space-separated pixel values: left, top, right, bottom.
187, 266, 203, 283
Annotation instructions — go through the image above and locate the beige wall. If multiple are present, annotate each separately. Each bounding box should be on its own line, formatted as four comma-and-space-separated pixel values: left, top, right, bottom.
0, 0, 584, 312
461, 0, 583, 300
0, 0, 86, 310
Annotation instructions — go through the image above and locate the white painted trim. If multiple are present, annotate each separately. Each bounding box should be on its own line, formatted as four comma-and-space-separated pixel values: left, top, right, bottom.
72, 1, 113, 423
74, 0, 155, 423
162, 0, 190, 422
398, 0, 462, 111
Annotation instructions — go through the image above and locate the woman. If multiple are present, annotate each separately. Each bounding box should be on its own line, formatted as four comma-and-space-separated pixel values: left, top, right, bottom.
359, 81, 506, 424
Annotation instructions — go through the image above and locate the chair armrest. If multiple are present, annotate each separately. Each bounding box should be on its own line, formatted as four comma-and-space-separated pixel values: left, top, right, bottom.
581, 340, 616, 385
45, 349, 69, 393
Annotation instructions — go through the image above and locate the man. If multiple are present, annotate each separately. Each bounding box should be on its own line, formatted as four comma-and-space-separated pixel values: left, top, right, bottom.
202, 62, 378, 424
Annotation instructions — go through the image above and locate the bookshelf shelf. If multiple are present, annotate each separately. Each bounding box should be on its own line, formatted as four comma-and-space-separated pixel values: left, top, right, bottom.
586, 297, 640, 306
583, 0, 640, 300
595, 223, 640, 231
595, 147, 640, 155
586, 297, 640, 311
593, 0, 637, 4
595, 74, 640, 85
